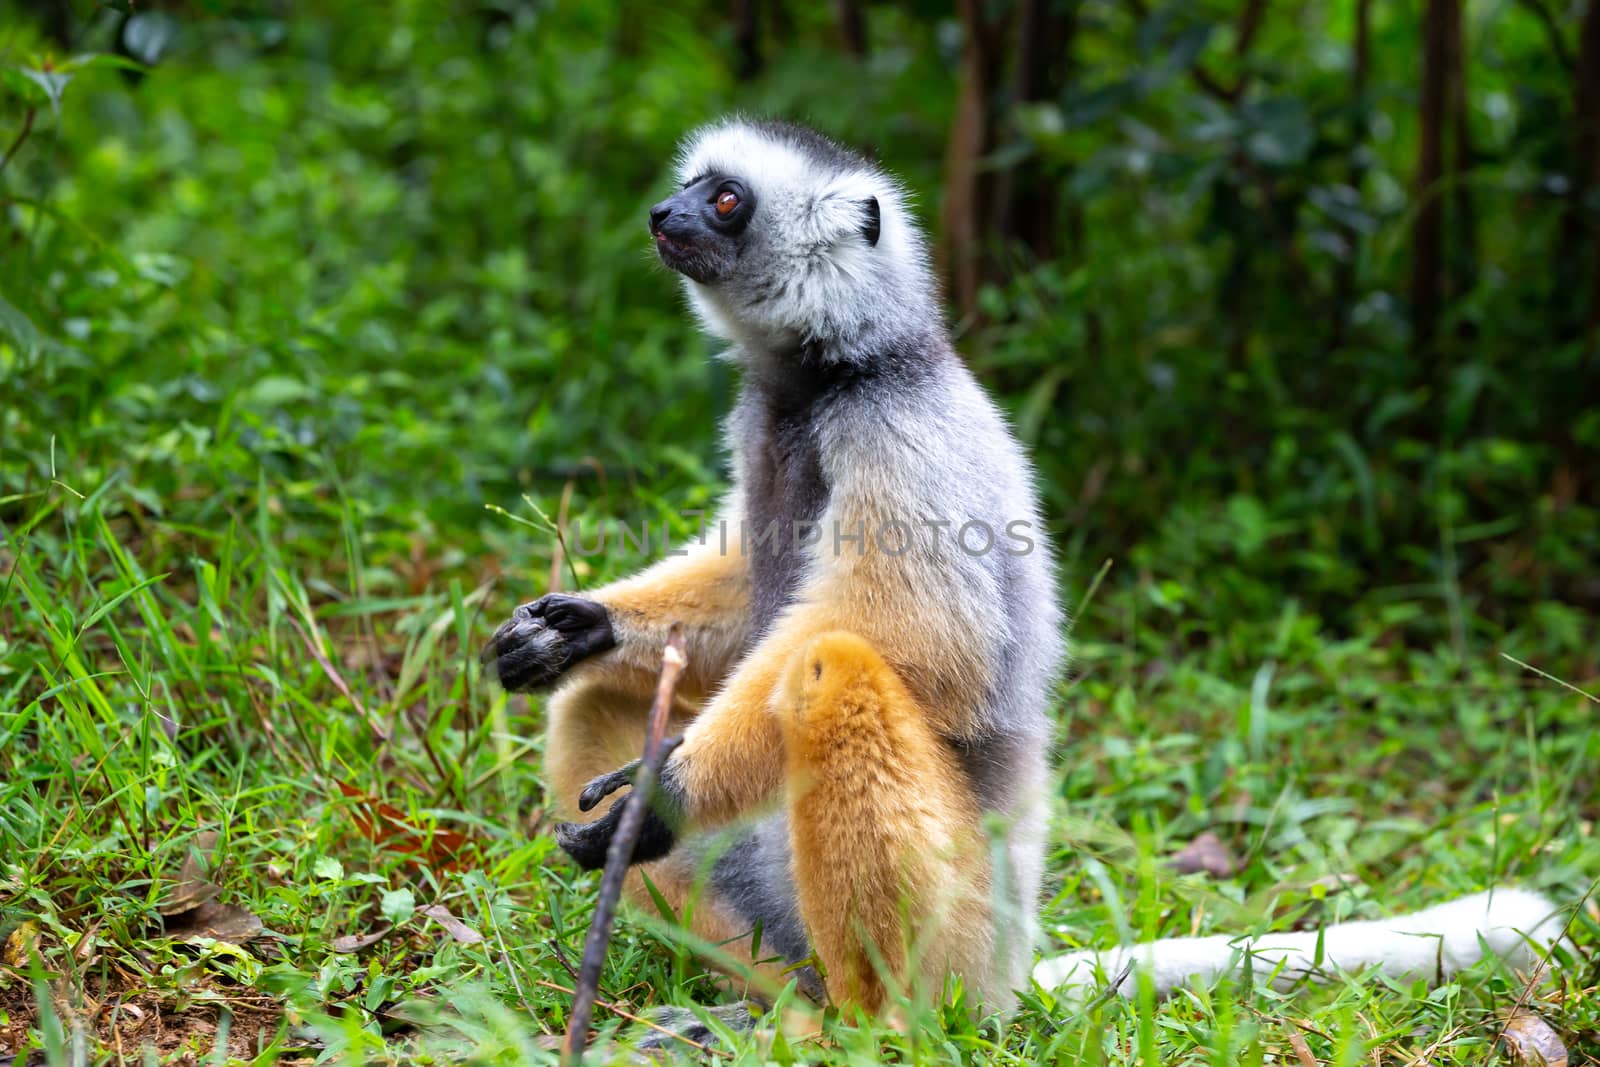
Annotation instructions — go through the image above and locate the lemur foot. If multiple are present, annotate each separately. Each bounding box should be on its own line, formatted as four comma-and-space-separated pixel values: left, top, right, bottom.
479, 594, 614, 691
630, 1002, 759, 1055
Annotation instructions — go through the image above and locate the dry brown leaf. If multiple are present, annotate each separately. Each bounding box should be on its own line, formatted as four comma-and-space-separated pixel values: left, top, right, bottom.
1169, 831, 1239, 878
418, 904, 484, 945
163, 900, 263, 944
334, 780, 471, 871
1500, 1012, 1569, 1067
2, 920, 39, 968
158, 830, 261, 943
331, 925, 395, 953
159, 831, 222, 917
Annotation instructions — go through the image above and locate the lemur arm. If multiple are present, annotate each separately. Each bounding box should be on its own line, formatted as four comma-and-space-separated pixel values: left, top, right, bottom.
658, 608, 831, 823
553, 492, 1004, 869
481, 511, 751, 703
577, 533, 753, 703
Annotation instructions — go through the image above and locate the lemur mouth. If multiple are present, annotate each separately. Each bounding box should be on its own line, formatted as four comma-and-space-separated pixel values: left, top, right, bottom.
654, 231, 691, 254
652, 230, 717, 284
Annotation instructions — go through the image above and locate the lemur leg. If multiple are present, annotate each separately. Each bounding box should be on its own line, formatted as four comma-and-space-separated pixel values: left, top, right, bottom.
546, 677, 813, 993
777, 631, 996, 1016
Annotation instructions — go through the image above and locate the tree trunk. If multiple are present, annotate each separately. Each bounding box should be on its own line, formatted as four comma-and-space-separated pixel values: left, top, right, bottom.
734, 0, 763, 81
991, 0, 1074, 261
1446, 0, 1477, 335
940, 0, 1003, 320
1329, 0, 1371, 351
22, 0, 73, 48
836, 0, 867, 57
1411, 0, 1453, 355
1572, 0, 1600, 333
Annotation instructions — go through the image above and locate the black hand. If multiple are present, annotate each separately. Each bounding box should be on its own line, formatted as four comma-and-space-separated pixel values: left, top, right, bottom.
556, 744, 685, 870
479, 593, 615, 691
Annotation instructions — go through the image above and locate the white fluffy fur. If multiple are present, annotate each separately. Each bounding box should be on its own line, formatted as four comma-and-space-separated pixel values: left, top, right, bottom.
1033, 888, 1566, 999
672, 118, 939, 360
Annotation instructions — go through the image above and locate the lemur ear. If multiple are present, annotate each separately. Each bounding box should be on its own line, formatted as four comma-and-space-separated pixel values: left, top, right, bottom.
859, 197, 880, 246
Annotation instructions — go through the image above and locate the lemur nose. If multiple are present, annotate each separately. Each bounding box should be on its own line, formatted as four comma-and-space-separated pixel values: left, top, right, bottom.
649, 203, 672, 233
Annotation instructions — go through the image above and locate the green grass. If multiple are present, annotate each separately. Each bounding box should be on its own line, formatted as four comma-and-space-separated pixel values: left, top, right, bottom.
2, 459, 1596, 1064
2, 3, 1598, 1063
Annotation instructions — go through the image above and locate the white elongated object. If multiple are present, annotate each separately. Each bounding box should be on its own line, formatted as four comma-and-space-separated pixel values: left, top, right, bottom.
1033, 888, 1565, 998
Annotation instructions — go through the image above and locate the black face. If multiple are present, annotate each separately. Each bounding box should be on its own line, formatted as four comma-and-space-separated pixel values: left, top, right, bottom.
648, 173, 756, 285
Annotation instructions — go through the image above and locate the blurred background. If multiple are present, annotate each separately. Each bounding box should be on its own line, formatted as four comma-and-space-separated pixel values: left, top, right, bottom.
3, 3, 1598, 1058
4, 0, 1597, 653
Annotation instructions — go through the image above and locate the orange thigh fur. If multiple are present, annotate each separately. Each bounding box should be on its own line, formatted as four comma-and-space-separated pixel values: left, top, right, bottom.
777, 631, 993, 1014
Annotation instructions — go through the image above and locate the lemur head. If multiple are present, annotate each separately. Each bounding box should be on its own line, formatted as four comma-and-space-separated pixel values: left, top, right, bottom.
648, 118, 939, 360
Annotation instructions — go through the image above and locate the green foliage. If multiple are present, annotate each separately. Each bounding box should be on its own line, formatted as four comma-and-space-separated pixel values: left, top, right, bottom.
974, 0, 1598, 635
0, 1, 1595, 1064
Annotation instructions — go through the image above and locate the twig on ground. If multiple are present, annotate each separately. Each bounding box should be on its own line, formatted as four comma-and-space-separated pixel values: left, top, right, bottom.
1492, 878, 1598, 1054
539, 980, 726, 1058
561, 623, 688, 1065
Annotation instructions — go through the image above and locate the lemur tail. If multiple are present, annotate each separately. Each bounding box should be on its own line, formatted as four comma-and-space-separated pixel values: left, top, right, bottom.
1033, 888, 1567, 999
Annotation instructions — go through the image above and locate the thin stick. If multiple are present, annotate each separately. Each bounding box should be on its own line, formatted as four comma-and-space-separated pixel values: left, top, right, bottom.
561, 624, 688, 1064
547, 938, 584, 985
1500, 652, 1600, 704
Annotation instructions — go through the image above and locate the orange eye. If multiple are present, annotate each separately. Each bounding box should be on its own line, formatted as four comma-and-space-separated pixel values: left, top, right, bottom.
715, 190, 739, 216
